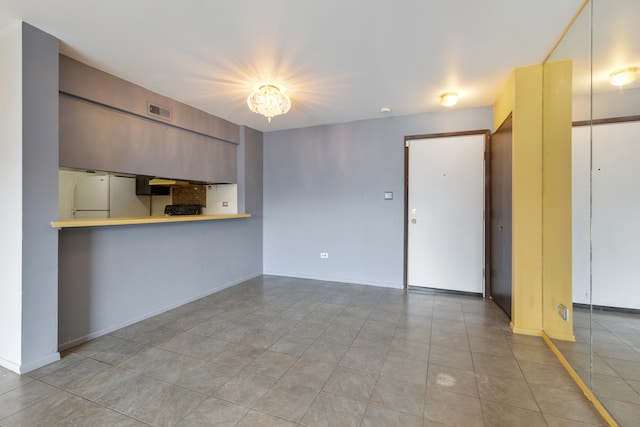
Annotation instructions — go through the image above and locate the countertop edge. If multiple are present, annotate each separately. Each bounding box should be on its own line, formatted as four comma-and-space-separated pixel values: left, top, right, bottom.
51, 213, 252, 229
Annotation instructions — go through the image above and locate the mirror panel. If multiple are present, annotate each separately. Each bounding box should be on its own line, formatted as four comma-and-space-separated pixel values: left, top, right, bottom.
545, 0, 593, 384
589, 1, 640, 425
546, 1, 640, 425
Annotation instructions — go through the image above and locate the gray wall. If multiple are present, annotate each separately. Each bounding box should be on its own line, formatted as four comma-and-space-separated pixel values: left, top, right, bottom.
21, 23, 60, 372
263, 108, 494, 288
244, 126, 264, 216
1, 22, 60, 374
573, 87, 640, 121
58, 128, 263, 349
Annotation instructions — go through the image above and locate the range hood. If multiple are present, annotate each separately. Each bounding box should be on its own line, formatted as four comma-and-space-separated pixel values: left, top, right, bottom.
148, 178, 189, 186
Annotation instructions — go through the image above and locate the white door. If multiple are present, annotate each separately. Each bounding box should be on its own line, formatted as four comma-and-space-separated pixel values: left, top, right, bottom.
572, 121, 640, 310
407, 134, 485, 293
571, 126, 591, 305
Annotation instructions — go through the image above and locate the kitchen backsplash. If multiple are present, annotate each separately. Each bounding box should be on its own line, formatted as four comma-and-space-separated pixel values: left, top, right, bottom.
172, 185, 207, 207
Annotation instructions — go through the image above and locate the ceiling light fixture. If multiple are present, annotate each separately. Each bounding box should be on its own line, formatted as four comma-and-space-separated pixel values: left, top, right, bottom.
609, 67, 638, 86
247, 83, 291, 122
440, 92, 458, 107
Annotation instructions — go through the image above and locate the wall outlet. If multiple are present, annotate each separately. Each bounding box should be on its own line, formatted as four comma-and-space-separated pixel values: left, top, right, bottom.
557, 303, 569, 321
320, 252, 329, 259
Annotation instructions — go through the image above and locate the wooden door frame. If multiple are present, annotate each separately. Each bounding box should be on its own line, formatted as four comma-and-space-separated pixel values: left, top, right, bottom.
403, 129, 491, 293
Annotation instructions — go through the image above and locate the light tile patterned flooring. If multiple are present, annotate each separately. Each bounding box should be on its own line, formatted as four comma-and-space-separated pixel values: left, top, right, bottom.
0, 275, 606, 426
554, 307, 640, 426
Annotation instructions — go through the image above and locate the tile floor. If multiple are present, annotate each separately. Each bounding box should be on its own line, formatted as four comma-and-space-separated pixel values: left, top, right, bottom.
554, 306, 640, 426
0, 275, 607, 426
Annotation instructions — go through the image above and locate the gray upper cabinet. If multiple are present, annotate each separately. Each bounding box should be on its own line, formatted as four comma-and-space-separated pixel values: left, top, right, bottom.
59, 55, 239, 183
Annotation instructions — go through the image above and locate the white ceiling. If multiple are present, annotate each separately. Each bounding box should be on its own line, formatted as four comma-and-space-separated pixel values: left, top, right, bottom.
0, 0, 585, 132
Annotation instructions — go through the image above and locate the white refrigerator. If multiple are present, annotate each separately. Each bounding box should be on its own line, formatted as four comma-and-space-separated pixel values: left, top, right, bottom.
73, 175, 110, 219
71, 174, 152, 219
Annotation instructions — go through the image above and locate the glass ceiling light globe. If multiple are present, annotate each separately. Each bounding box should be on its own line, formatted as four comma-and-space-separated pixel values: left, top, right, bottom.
440, 92, 458, 107
609, 67, 638, 86
247, 83, 291, 122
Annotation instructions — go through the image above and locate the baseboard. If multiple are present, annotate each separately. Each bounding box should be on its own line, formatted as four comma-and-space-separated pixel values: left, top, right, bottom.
58, 273, 261, 352
0, 352, 61, 375
543, 330, 576, 342
261, 271, 403, 289
407, 286, 482, 297
574, 303, 640, 315
0, 356, 22, 374
510, 324, 542, 337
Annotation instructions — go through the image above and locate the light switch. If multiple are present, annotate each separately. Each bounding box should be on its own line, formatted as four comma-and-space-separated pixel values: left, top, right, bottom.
384, 191, 393, 200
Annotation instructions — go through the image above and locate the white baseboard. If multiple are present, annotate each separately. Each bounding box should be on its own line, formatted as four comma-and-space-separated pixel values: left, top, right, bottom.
0, 352, 61, 375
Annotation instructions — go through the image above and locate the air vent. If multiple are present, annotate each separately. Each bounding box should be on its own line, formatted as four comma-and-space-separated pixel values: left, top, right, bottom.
147, 102, 172, 121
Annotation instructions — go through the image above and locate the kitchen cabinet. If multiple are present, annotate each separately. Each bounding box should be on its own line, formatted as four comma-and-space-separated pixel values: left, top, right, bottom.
59, 55, 240, 145
59, 55, 239, 184
59, 95, 237, 183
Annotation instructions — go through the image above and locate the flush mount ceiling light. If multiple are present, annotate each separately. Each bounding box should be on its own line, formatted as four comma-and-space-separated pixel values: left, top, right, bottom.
247, 83, 291, 122
440, 92, 458, 107
609, 67, 638, 86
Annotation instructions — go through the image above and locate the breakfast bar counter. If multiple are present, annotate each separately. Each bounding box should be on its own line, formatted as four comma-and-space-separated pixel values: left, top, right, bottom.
51, 213, 251, 229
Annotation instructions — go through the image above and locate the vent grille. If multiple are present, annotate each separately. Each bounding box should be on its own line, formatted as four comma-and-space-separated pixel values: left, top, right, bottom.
147, 102, 172, 121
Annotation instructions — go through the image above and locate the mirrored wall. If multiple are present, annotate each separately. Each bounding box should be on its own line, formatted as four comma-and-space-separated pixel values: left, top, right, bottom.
546, 1, 640, 425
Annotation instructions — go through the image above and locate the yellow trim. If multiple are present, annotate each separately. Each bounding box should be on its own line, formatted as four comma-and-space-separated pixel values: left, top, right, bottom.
543, 0, 590, 63
511, 325, 542, 337
544, 331, 575, 342
51, 213, 251, 229
542, 332, 619, 427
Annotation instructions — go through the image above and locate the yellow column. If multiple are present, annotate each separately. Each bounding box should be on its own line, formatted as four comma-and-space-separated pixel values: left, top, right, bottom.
542, 60, 575, 341
512, 65, 544, 335
494, 64, 544, 336
493, 62, 574, 338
